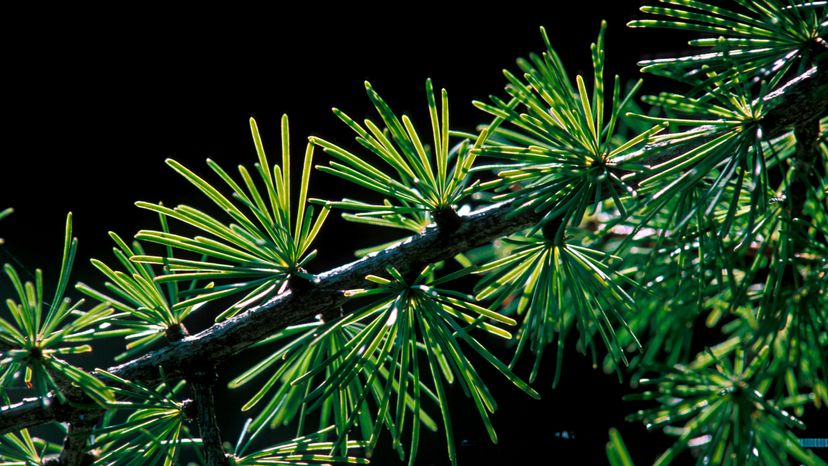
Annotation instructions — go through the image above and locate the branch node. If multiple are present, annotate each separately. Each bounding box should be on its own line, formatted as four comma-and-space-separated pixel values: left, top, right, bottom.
541, 216, 565, 244
165, 323, 189, 342
181, 398, 197, 421
432, 206, 462, 233
287, 269, 317, 294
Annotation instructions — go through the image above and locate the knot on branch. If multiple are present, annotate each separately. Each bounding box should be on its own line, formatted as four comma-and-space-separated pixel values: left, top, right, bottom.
287, 269, 318, 294
432, 206, 462, 233
165, 323, 189, 342
181, 398, 198, 421
541, 216, 565, 245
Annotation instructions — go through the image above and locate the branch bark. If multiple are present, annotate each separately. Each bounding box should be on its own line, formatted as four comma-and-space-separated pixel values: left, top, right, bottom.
43, 414, 100, 466
1, 65, 826, 438
188, 369, 229, 466
791, 120, 821, 223
0, 399, 57, 434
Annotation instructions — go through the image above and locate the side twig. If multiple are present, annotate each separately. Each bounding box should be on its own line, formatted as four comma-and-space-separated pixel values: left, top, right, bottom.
188, 369, 229, 466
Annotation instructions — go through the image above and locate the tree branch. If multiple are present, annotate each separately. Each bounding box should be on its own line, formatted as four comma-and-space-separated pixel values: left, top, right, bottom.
1, 64, 826, 437
0, 399, 57, 433
763, 66, 828, 132
617, 65, 828, 168
777, 111, 824, 322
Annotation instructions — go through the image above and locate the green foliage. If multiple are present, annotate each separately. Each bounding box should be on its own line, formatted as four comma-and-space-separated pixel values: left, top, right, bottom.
92, 370, 195, 466
311, 79, 479, 233
231, 264, 537, 466
134, 115, 329, 320
627, 348, 825, 465
634, 79, 776, 244
1, 2, 827, 465
609, 2, 828, 462
0, 208, 11, 245
0, 213, 116, 405
606, 428, 635, 466
230, 424, 368, 465
474, 232, 640, 385
476, 21, 663, 230
334, 265, 536, 464
227, 320, 431, 455
630, 0, 827, 89
599, 215, 715, 378
0, 428, 59, 465
717, 210, 828, 405
76, 224, 208, 361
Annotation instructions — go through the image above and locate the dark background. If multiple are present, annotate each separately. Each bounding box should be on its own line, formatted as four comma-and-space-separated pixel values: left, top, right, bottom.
4, 3, 821, 465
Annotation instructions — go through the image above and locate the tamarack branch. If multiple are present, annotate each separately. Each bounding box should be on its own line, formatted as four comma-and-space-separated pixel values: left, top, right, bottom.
1, 7, 828, 463
1, 64, 825, 441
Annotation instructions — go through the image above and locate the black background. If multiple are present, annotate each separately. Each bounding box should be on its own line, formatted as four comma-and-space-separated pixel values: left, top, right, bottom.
3, 2, 824, 465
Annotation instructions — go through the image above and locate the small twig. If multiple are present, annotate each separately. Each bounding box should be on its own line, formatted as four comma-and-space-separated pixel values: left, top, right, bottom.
777, 118, 823, 318
43, 413, 100, 466
432, 206, 463, 233
790, 120, 821, 224
188, 369, 229, 466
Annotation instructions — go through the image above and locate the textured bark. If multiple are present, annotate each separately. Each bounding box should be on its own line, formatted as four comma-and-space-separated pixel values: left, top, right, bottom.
763, 67, 828, 135
188, 370, 230, 466
0, 64, 825, 439
43, 415, 100, 466
791, 120, 822, 223
0, 399, 58, 433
